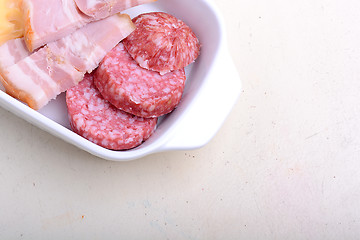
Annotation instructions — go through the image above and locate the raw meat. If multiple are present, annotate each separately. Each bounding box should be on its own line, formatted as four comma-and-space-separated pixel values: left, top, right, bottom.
0, 38, 31, 70
94, 43, 186, 118
22, 0, 89, 52
1, 46, 84, 109
47, 13, 135, 73
0, 14, 134, 110
74, 0, 156, 20
22, 0, 153, 51
123, 12, 200, 75
66, 73, 157, 150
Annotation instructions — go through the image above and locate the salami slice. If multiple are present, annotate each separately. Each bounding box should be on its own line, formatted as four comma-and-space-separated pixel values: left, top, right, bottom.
66, 73, 157, 150
123, 12, 200, 75
94, 42, 186, 118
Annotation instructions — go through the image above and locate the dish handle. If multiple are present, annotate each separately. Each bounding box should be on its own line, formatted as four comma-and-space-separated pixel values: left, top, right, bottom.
158, 47, 241, 152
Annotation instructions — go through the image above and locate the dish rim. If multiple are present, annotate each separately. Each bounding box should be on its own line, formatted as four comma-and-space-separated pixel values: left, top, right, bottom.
0, 0, 241, 161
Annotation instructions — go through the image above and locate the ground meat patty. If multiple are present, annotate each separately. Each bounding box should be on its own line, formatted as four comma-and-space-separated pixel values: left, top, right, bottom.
94, 42, 186, 118
66, 73, 157, 150
123, 12, 200, 75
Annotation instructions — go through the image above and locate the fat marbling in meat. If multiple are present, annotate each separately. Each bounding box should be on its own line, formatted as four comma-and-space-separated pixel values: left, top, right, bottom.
0, 14, 135, 110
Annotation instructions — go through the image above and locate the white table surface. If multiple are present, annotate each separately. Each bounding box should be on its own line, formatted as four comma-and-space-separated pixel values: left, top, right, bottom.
1, 0, 360, 239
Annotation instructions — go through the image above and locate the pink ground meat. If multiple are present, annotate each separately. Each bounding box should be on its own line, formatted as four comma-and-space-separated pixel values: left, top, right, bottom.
66, 73, 157, 150
123, 12, 200, 75
94, 42, 186, 118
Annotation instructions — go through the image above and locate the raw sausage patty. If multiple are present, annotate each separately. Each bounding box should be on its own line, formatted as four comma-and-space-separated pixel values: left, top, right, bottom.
94, 42, 186, 118
123, 12, 200, 75
66, 73, 157, 150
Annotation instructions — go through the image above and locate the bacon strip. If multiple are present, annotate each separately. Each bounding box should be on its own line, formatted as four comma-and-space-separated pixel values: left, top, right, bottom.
22, 0, 90, 52
74, 0, 157, 19
48, 14, 135, 72
0, 14, 135, 110
22, 0, 156, 52
1, 48, 84, 109
0, 38, 31, 70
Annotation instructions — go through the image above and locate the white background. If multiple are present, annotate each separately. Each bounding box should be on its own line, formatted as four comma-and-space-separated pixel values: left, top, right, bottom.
1, 0, 360, 239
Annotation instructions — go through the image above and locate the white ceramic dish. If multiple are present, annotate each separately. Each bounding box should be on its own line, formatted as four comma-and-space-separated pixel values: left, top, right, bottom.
0, 0, 241, 161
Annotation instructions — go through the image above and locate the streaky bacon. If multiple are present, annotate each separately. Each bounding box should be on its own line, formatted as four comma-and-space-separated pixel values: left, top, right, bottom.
22, 0, 156, 52
0, 38, 31, 69
48, 14, 135, 73
22, 0, 90, 52
0, 14, 135, 110
74, 0, 157, 19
